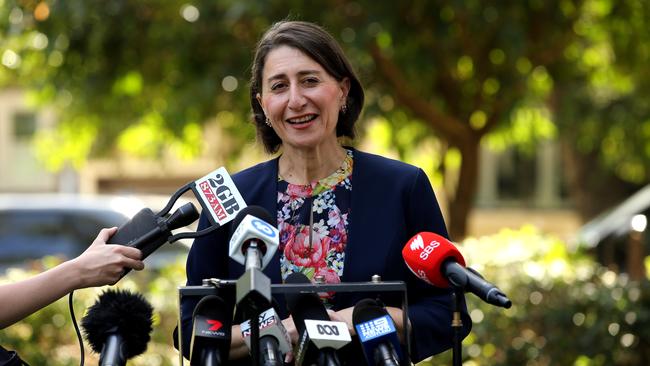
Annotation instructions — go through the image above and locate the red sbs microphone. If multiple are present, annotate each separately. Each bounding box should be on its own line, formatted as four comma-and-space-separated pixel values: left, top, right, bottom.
402, 232, 511, 308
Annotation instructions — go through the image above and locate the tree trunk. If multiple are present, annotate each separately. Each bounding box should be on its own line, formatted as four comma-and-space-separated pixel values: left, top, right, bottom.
559, 137, 637, 222
447, 137, 480, 240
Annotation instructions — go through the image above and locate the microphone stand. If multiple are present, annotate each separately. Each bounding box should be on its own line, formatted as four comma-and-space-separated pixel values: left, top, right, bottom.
450, 288, 464, 366
250, 308, 260, 366
238, 243, 271, 366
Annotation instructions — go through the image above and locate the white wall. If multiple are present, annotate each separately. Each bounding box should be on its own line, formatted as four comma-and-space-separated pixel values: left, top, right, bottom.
0, 88, 60, 192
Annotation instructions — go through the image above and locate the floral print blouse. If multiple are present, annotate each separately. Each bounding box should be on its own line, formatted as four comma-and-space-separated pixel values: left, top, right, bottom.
277, 149, 353, 304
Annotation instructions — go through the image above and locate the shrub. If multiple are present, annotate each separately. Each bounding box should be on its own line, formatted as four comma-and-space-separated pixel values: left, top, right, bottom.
424, 226, 650, 366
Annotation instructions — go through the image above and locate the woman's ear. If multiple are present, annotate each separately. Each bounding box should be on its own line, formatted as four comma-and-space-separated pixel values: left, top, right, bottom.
256, 92, 264, 110
339, 77, 351, 104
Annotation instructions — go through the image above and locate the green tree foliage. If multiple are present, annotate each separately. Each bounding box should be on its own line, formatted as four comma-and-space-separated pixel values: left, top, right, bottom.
548, 0, 650, 219
2, 0, 649, 236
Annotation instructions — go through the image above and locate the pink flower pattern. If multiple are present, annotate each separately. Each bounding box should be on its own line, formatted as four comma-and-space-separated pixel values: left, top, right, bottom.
277, 150, 353, 304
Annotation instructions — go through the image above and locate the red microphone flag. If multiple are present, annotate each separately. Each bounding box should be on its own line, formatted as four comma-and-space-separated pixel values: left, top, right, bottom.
401, 232, 466, 288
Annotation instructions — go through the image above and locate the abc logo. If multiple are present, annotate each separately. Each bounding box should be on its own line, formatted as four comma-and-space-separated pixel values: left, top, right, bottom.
252, 218, 276, 238
317, 324, 340, 336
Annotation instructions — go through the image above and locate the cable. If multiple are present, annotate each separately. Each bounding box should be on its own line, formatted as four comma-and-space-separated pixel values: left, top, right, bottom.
69, 290, 85, 366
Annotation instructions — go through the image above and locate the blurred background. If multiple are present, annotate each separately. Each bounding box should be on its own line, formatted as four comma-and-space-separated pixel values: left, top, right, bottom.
1, 0, 649, 365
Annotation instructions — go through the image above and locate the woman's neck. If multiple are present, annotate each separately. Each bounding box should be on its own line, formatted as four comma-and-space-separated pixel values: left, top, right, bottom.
279, 144, 347, 185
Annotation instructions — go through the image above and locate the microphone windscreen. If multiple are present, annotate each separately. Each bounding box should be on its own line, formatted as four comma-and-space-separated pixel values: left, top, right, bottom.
81, 289, 153, 358
401, 232, 466, 287
284, 272, 329, 334
191, 295, 232, 364
352, 298, 387, 325
193, 295, 232, 323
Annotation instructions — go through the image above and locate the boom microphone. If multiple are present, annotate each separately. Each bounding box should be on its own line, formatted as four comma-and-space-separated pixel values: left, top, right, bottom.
81, 289, 153, 366
352, 299, 402, 366
190, 295, 232, 366
402, 232, 512, 308
108, 166, 248, 278
108, 202, 199, 277
285, 272, 347, 366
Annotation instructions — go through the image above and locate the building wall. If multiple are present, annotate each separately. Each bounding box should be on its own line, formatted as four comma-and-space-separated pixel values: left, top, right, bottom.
0, 89, 60, 192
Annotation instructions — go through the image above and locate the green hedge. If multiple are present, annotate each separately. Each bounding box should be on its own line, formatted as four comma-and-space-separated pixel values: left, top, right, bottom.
1, 226, 648, 365
427, 226, 650, 366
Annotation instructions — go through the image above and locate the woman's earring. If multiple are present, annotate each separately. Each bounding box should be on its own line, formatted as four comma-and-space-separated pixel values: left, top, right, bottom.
265, 117, 272, 127
341, 104, 348, 114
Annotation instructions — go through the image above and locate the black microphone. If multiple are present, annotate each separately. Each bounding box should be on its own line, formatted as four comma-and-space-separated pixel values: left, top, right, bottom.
108, 202, 199, 277
81, 289, 153, 366
352, 299, 402, 366
285, 272, 344, 366
190, 295, 232, 366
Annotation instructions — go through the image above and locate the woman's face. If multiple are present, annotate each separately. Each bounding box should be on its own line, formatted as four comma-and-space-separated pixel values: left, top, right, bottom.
257, 45, 350, 152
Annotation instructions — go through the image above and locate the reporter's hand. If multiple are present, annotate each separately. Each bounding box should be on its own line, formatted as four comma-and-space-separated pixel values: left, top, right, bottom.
327, 307, 356, 335
281, 315, 298, 363
71, 227, 145, 288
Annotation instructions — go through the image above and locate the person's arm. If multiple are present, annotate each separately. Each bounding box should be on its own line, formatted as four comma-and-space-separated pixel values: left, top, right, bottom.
0, 227, 144, 329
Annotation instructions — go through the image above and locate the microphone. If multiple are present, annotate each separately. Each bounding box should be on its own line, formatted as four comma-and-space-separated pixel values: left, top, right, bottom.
240, 308, 292, 366
285, 272, 347, 366
352, 299, 402, 366
228, 205, 279, 308
193, 166, 247, 227
190, 295, 232, 366
108, 202, 199, 277
81, 289, 153, 366
228, 205, 279, 270
402, 232, 512, 308
108, 166, 249, 278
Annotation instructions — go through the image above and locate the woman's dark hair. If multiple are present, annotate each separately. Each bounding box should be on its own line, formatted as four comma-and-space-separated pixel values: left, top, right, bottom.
250, 21, 365, 154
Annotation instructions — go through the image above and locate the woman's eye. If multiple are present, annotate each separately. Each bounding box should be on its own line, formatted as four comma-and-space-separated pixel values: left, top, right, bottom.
304, 78, 319, 85
271, 82, 286, 91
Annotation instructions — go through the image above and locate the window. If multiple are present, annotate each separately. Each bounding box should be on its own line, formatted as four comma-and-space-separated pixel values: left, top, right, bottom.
13, 111, 37, 140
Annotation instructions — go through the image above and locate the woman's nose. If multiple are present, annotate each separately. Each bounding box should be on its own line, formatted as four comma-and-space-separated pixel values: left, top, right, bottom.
287, 85, 307, 110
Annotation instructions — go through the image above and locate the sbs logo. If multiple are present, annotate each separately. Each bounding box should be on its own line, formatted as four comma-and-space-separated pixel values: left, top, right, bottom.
410, 235, 425, 251
419, 240, 440, 260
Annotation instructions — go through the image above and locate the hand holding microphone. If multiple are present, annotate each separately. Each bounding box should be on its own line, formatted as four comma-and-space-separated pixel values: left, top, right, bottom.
72, 227, 145, 287
106, 166, 247, 281
402, 232, 512, 308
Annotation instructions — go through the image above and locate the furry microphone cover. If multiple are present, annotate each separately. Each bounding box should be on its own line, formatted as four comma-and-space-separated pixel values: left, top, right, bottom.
81, 289, 154, 359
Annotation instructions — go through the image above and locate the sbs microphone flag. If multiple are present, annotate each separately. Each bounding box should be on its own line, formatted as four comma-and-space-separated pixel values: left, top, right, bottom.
402, 232, 511, 308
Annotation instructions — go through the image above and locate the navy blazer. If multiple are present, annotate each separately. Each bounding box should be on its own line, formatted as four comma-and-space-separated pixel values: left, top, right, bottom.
180, 148, 471, 363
